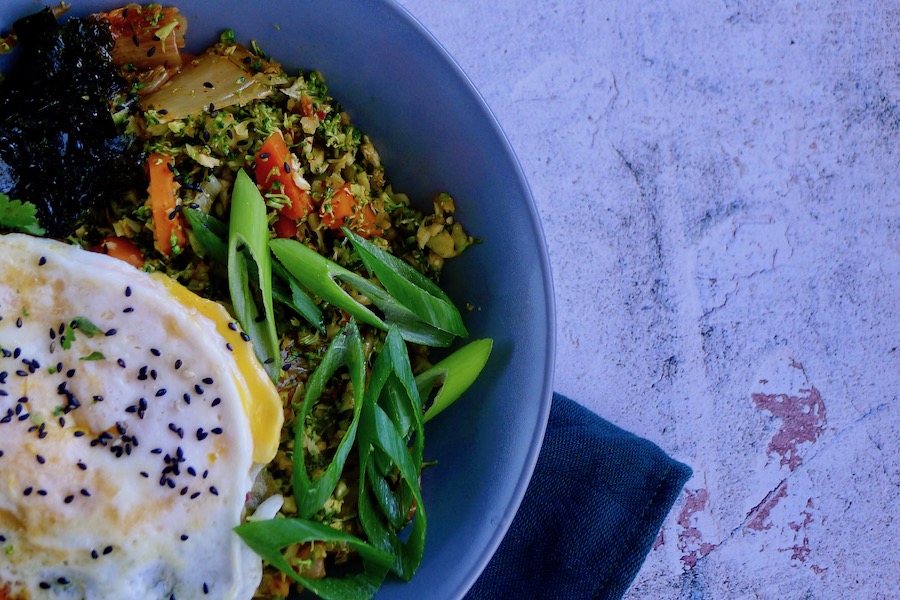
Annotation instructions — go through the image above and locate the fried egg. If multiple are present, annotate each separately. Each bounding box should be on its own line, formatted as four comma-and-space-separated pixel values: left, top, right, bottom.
0, 233, 283, 599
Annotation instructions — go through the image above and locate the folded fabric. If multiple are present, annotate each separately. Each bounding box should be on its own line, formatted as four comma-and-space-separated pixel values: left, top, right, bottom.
466, 393, 692, 599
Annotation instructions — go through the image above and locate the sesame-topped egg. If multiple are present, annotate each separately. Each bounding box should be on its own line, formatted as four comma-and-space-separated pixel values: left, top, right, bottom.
0, 233, 283, 600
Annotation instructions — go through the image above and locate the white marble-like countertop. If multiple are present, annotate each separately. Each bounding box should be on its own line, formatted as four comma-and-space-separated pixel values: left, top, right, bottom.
399, 0, 899, 597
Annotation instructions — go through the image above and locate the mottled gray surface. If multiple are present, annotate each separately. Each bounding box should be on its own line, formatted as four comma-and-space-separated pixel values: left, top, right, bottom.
399, 0, 899, 597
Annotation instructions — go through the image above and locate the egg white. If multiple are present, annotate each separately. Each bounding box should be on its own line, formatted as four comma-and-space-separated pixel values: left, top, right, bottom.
0, 233, 282, 600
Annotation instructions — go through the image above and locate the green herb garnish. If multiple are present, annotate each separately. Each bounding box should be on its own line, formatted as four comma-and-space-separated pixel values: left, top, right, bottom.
0, 192, 45, 235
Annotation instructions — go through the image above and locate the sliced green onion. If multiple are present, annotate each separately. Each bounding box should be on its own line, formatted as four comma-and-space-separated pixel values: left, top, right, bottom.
270, 237, 456, 347
228, 169, 279, 380
419, 338, 493, 423
234, 518, 391, 600
344, 228, 468, 338
184, 207, 227, 263
184, 207, 323, 331
357, 327, 427, 580
293, 321, 366, 519
271, 260, 325, 332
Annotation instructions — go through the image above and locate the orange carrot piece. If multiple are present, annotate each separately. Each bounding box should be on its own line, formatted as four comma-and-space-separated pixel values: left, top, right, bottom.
272, 214, 299, 239
147, 153, 186, 256
253, 131, 314, 220
319, 183, 379, 238
95, 236, 145, 269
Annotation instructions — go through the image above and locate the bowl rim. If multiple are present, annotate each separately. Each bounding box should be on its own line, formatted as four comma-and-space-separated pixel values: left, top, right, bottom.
385, 1, 557, 596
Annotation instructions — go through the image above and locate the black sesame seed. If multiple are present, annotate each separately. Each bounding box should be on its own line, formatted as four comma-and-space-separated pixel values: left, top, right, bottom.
180, 487, 188, 496
132, 34, 140, 46
203, 583, 209, 594
209, 486, 218, 496
181, 533, 189, 540
80, 489, 91, 497
190, 491, 201, 499
125, 286, 132, 297
284, 161, 291, 173
211, 398, 221, 407
158, 108, 169, 115
151, 448, 163, 454
77, 461, 87, 471
150, 369, 158, 380
183, 393, 191, 405
259, 152, 270, 159
64, 493, 76, 503
228, 322, 238, 331
58, 577, 70, 585
123, 307, 134, 313
74, 431, 85, 437
147, 45, 156, 57
91, 549, 99, 559
23, 487, 33, 496
225, 343, 233, 351
155, 388, 167, 397
103, 546, 113, 555
105, 329, 118, 337
37, 489, 47, 496
203, 81, 214, 88
174, 359, 183, 369
194, 384, 204, 394
125, 405, 138, 413
36, 455, 45, 464
50, 328, 56, 340
16, 317, 22, 328
264, 357, 275, 364
240, 332, 251, 342
39, 256, 47, 266
151, 348, 161, 357
202, 470, 208, 479
202, 377, 214, 385
140, 471, 149, 478
211, 428, 223, 435
196, 429, 208, 441
40, 582, 51, 590
67, 368, 76, 378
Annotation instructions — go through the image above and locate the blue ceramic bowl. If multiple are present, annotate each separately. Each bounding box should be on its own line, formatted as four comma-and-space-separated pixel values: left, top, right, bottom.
0, 1, 556, 597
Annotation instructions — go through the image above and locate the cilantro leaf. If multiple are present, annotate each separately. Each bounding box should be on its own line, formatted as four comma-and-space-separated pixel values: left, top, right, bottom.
80, 351, 106, 361
0, 192, 45, 235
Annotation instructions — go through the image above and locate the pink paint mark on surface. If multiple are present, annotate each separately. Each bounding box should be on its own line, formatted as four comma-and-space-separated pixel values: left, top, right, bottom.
780, 536, 811, 562
745, 480, 788, 532
676, 489, 717, 568
752, 386, 826, 470
811, 564, 827, 576
653, 530, 665, 550
788, 499, 814, 532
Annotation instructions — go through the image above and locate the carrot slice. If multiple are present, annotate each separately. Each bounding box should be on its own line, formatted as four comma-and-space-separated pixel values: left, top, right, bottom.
319, 183, 379, 238
253, 131, 314, 220
272, 214, 299, 239
147, 153, 186, 256
95, 236, 145, 269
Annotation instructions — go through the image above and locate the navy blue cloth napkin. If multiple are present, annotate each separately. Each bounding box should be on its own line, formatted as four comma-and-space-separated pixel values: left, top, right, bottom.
466, 393, 692, 599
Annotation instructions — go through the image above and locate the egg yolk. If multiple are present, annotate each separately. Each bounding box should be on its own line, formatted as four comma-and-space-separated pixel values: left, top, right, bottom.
153, 274, 282, 464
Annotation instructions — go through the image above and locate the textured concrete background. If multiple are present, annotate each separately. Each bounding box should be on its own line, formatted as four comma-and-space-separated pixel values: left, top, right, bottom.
399, 1, 899, 597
